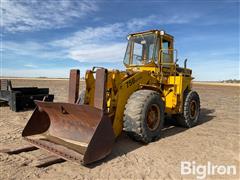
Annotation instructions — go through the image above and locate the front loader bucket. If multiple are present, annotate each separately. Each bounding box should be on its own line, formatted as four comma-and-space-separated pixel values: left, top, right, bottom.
22, 101, 115, 165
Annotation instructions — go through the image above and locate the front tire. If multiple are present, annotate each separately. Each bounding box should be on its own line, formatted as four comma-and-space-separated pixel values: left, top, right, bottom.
123, 90, 165, 143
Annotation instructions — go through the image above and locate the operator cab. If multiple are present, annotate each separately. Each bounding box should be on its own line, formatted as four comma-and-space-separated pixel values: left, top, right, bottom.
123, 30, 174, 67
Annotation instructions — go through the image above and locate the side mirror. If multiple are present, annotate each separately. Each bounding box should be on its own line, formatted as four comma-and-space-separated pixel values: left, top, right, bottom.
184, 58, 188, 69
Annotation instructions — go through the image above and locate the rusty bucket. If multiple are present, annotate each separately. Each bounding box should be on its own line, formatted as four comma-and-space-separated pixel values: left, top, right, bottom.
22, 101, 115, 165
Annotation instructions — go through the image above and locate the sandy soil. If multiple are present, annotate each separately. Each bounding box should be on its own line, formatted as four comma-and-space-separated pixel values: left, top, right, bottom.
0, 79, 239, 180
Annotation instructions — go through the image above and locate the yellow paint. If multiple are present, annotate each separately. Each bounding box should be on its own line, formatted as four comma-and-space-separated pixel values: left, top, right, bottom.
83, 30, 194, 137
112, 71, 157, 136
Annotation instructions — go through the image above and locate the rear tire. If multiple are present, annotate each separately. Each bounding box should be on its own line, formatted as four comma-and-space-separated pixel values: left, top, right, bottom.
175, 91, 200, 128
123, 90, 164, 143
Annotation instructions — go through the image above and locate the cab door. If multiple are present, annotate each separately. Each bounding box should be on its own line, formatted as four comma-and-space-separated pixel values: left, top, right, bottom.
160, 35, 174, 65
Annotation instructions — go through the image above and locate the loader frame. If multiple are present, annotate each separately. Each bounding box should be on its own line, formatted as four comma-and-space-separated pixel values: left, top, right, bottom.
21, 29, 199, 165
82, 70, 192, 136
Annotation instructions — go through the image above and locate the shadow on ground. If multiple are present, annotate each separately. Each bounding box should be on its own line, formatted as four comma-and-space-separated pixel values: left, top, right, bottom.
88, 108, 215, 168
0, 101, 37, 112
162, 108, 215, 138
0, 101, 8, 107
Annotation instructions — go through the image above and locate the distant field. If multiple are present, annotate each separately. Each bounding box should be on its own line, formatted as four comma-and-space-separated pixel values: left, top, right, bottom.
193, 81, 240, 87
0, 77, 69, 81
1, 77, 240, 86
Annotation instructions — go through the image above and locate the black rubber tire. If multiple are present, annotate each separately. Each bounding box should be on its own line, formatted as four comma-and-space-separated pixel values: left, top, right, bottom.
77, 90, 86, 105
123, 90, 165, 143
175, 91, 200, 128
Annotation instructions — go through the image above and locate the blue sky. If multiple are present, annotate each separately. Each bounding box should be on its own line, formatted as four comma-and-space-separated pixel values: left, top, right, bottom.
0, 0, 239, 80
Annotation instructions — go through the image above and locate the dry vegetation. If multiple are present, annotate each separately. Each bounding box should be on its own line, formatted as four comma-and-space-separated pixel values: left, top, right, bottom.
0, 79, 239, 179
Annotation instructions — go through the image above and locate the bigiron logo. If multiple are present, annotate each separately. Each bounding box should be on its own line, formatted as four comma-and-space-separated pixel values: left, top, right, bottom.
180, 161, 237, 179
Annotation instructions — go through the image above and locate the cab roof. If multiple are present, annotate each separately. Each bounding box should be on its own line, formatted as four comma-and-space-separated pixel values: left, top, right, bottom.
129, 29, 174, 40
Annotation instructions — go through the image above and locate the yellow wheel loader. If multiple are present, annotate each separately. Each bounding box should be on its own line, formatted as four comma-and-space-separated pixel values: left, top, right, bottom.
22, 30, 200, 165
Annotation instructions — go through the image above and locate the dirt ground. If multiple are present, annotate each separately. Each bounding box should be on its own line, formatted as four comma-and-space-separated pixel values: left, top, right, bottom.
0, 79, 239, 180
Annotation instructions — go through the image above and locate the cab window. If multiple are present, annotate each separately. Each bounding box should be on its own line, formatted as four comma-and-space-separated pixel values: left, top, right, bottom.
162, 39, 172, 64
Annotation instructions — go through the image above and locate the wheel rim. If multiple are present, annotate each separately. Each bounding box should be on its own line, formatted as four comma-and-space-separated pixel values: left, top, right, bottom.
189, 100, 198, 119
146, 104, 160, 131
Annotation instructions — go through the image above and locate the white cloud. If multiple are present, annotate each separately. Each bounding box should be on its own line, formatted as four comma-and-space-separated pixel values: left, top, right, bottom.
24, 64, 38, 68
69, 43, 126, 62
126, 15, 156, 30
4, 41, 46, 53
51, 23, 125, 47
3, 24, 127, 62
3, 13, 201, 63
1, 68, 69, 78
50, 23, 127, 62
1, 0, 98, 32
1, 67, 91, 78
3, 41, 67, 59
126, 13, 201, 30
50, 13, 201, 63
